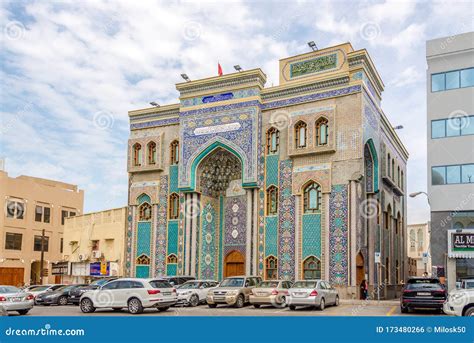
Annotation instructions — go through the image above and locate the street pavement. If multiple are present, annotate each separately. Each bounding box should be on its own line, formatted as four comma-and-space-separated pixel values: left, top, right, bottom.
10, 303, 446, 317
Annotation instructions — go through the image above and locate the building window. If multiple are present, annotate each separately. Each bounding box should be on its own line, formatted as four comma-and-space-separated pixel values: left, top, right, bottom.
138, 202, 152, 221
169, 193, 179, 220
315, 118, 328, 146
147, 142, 157, 165
34, 235, 49, 252
133, 143, 142, 166
265, 256, 278, 280
410, 230, 416, 251
295, 121, 307, 148
266, 127, 279, 154
167, 254, 177, 264
6, 200, 24, 219
5, 232, 22, 250
397, 167, 400, 186
431, 116, 474, 138
266, 185, 278, 215
170, 140, 179, 165
387, 154, 391, 177
417, 229, 423, 251
136, 254, 150, 265
91, 240, 100, 251
401, 171, 404, 189
303, 256, 321, 280
432, 164, 474, 185
303, 182, 321, 213
431, 67, 474, 92
60, 238, 63, 254
61, 210, 76, 225
391, 160, 395, 181
35, 205, 50, 223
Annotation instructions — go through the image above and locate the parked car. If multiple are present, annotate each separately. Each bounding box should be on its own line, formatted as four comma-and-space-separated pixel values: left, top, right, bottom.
159, 276, 195, 287
206, 276, 262, 308
28, 285, 64, 303
444, 288, 474, 316
80, 278, 177, 314
249, 280, 292, 308
35, 284, 88, 306
176, 280, 218, 307
0, 285, 34, 315
287, 280, 339, 311
400, 277, 447, 313
458, 279, 474, 290
69, 278, 118, 305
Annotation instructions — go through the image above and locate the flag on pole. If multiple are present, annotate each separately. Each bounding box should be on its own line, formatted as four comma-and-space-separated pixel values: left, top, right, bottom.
218, 62, 223, 76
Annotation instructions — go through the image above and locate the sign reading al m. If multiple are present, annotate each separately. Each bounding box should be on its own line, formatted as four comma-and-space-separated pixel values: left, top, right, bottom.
448, 229, 474, 258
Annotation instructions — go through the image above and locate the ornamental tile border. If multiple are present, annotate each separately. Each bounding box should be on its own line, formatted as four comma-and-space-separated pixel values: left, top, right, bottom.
278, 159, 296, 280
329, 184, 349, 285
155, 175, 168, 276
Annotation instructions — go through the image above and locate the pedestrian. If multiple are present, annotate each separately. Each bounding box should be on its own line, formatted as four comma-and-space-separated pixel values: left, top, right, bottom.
360, 279, 368, 300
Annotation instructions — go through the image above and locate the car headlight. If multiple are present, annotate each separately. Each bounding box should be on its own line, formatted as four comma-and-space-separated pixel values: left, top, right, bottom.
227, 290, 238, 296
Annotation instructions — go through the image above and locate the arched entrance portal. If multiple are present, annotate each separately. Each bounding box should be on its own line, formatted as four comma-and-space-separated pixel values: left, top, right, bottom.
224, 251, 245, 277
356, 252, 365, 299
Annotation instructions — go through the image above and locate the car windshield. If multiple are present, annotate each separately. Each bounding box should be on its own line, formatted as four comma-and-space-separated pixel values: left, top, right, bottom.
258, 281, 279, 288
149, 280, 172, 289
179, 282, 200, 289
56, 285, 75, 292
220, 278, 244, 287
292, 281, 317, 289
91, 279, 111, 286
0, 286, 20, 293
30, 286, 50, 291
406, 279, 441, 289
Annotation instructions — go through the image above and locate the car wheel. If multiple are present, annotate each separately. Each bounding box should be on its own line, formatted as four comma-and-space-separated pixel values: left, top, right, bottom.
335, 296, 340, 306
464, 307, 474, 316
58, 296, 68, 306
189, 294, 199, 307
253, 304, 261, 309
112, 308, 122, 312
128, 298, 144, 314
280, 296, 287, 307
158, 307, 170, 312
401, 306, 408, 314
208, 304, 217, 308
235, 294, 244, 308
289, 305, 296, 311
319, 298, 325, 311
80, 298, 96, 313
17, 309, 29, 315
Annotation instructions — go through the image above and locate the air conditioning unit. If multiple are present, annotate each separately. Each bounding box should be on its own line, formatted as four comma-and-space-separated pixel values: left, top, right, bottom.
92, 250, 102, 259
78, 253, 89, 261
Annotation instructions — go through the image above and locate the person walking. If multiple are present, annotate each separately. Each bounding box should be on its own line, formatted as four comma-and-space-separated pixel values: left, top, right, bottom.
360, 279, 368, 300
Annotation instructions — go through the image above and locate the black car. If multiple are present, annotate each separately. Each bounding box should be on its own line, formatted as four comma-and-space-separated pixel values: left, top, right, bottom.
35, 284, 88, 306
400, 277, 447, 313
69, 278, 118, 305
158, 276, 195, 287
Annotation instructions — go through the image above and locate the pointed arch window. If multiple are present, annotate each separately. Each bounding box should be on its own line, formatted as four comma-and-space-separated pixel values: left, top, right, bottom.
147, 141, 156, 165
315, 118, 329, 146
295, 121, 307, 148
170, 140, 179, 165
303, 182, 321, 213
136, 254, 150, 265
167, 254, 178, 264
265, 256, 278, 280
266, 127, 280, 154
392, 160, 395, 181
387, 154, 391, 177
266, 185, 278, 215
133, 143, 142, 166
169, 193, 179, 220
410, 230, 416, 250
303, 256, 321, 280
139, 202, 152, 221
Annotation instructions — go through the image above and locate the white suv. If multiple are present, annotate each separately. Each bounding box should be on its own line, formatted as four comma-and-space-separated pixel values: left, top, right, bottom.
80, 278, 177, 314
444, 288, 474, 316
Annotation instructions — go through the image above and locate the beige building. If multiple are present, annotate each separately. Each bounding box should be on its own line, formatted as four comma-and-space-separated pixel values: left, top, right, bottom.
407, 223, 432, 276
63, 207, 127, 284
0, 169, 84, 286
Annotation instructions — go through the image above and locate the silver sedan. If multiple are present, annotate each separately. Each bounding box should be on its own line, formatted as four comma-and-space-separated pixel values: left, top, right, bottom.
287, 280, 339, 311
0, 286, 34, 315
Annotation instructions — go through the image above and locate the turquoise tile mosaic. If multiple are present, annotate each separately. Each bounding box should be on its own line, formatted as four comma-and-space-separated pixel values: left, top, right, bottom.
265, 216, 278, 257
136, 221, 151, 257
302, 213, 321, 259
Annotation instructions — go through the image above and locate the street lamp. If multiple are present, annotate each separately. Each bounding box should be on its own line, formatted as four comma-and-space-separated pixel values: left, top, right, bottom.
181, 73, 191, 82
393, 125, 404, 130
234, 65, 243, 72
149, 102, 160, 107
409, 191, 430, 205
307, 41, 318, 51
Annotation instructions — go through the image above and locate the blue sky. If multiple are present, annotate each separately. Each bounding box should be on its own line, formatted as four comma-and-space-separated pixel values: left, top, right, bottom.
0, 0, 472, 222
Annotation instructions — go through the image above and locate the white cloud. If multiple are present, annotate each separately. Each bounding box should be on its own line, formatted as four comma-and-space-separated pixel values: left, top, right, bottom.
388, 66, 424, 87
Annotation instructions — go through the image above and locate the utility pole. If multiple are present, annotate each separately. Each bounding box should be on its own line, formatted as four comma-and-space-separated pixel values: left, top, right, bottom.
40, 229, 45, 285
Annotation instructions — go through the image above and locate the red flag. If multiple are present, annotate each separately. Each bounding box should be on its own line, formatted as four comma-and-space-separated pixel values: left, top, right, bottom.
218, 62, 223, 76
